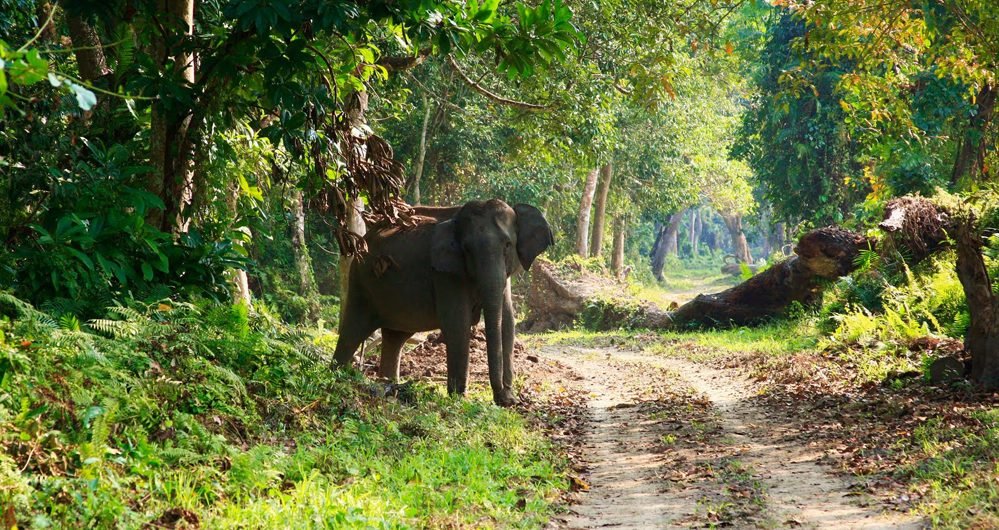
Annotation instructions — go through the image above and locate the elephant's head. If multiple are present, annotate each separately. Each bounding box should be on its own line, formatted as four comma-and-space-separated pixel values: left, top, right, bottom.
429, 199, 553, 281
430, 199, 553, 405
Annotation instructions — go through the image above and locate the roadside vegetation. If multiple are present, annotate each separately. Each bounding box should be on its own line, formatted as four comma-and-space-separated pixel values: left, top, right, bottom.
0, 296, 567, 528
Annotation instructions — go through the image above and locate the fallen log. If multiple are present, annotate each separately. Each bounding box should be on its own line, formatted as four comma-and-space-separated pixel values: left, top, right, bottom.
667, 226, 871, 328
525, 227, 872, 330
525, 197, 963, 331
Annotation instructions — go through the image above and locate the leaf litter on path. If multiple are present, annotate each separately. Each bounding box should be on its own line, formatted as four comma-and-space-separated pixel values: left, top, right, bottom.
534, 345, 925, 530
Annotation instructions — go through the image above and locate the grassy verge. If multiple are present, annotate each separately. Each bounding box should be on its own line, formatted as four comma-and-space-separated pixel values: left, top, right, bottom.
526, 319, 820, 361
0, 296, 567, 529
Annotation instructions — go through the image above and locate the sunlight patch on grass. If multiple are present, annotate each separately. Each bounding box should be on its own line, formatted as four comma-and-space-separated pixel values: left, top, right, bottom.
526, 319, 821, 361
648, 320, 822, 361
907, 409, 999, 529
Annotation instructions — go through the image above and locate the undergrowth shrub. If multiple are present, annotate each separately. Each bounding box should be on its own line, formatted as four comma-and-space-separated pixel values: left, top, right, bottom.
578, 296, 647, 330
827, 255, 968, 346
550, 254, 609, 278
0, 293, 566, 528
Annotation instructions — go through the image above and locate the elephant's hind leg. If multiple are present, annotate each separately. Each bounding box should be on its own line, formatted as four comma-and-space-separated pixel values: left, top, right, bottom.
378, 329, 413, 380
332, 298, 378, 368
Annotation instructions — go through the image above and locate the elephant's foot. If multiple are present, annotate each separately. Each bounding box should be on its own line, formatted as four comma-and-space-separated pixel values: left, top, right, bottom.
447, 379, 467, 396
492, 388, 516, 407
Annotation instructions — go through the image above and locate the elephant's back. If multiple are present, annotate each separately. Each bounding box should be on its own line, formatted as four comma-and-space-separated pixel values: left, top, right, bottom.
355, 222, 439, 332
364, 222, 435, 259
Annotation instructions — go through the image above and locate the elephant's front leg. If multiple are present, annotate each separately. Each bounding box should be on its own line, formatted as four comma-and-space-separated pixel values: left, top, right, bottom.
443, 325, 472, 395
438, 298, 473, 395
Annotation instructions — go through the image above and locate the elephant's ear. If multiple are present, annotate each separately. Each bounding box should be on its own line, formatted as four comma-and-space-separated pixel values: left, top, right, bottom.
431, 219, 464, 275
514, 204, 554, 271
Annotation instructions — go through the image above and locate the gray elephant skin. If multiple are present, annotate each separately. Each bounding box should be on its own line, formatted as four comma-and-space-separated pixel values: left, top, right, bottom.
332, 199, 554, 406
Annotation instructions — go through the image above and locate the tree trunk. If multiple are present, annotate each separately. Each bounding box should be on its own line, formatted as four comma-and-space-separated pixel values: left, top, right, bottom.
881, 196, 999, 388
688, 208, 699, 257
952, 84, 997, 187
149, 0, 196, 233
954, 216, 999, 388
775, 221, 787, 254
338, 89, 370, 301
664, 211, 683, 257
36, 2, 57, 42
611, 216, 626, 277
225, 180, 252, 306
66, 14, 110, 82
339, 198, 366, 301
409, 96, 432, 205
722, 213, 752, 263
291, 189, 318, 296
576, 168, 599, 256
650, 222, 668, 281
589, 162, 613, 257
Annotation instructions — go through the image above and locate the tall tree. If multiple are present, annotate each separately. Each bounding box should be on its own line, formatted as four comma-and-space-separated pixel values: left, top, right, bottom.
576, 168, 599, 256
611, 215, 626, 276
590, 162, 613, 257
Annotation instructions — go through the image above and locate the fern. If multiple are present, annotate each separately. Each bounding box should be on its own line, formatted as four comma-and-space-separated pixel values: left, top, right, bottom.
950, 311, 971, 336
110, 24, 136, 72
107, 306, 145, 322
0, 292, 40, 318
200, 361, 247, 400
87, 304, 148, 337
40, 297, 86, 318
74, 344, 109, 366
87, 318, 139, 338
90, 397, 119, 448
59, 313, 82, 331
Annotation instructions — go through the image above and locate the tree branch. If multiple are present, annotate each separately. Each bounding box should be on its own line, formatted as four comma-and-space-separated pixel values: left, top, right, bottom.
446, 55, 549, 112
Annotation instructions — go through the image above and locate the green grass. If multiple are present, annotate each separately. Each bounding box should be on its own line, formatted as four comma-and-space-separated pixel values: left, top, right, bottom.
528, 318, 821, 361
627, 257, 739, 308
0, 296, 567, 529
905, 409, 999, 529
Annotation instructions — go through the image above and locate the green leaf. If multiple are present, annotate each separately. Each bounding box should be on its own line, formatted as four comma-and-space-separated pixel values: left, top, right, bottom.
66, 248, 95, 271
8, 49, 47, 85
141, 262, 154, 281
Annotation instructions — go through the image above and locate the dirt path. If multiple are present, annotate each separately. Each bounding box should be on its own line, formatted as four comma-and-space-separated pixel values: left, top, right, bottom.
546, 345, 925, 530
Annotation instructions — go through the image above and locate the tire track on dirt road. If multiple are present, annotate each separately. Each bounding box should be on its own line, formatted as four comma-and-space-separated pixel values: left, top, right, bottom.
545, 345, 925, 530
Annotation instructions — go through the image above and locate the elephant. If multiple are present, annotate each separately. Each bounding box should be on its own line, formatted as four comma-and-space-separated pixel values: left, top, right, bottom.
332, 199, 554, 406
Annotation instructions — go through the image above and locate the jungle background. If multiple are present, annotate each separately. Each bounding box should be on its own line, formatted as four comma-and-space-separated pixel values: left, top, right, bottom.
0, 0, 997, 527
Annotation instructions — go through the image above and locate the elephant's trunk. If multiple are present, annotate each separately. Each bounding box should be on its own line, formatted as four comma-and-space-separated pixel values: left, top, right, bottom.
479, 274, 512, 406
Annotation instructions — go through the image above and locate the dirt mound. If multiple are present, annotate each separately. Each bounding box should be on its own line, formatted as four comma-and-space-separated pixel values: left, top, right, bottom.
523, 259, 668, 332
